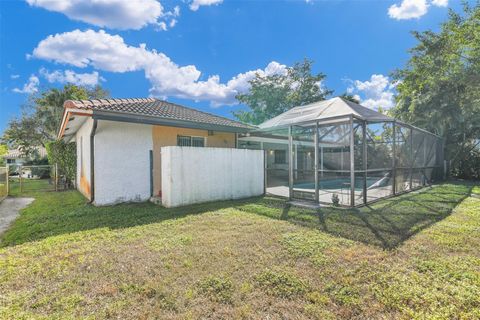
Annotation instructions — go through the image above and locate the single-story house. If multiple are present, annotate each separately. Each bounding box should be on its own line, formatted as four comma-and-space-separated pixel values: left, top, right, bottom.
59, 96, 443, 207
58, 98, 252, 205
3, 147, 47, 165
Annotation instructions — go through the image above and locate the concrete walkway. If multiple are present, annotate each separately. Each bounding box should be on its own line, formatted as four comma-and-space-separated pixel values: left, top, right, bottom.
0, 197, 34, 236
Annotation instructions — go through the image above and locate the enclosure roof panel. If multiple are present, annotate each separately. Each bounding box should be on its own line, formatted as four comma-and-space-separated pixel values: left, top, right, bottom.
258, 97, 393, 129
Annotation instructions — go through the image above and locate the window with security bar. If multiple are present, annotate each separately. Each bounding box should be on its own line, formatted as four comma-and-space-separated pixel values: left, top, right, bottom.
177, 135, 206, 147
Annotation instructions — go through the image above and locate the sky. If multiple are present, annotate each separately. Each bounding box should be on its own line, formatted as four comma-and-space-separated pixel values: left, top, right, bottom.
0, 0, 464, 134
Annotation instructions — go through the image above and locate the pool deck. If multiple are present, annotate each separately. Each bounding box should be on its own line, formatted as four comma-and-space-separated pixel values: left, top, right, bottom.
267, 185, 393, 206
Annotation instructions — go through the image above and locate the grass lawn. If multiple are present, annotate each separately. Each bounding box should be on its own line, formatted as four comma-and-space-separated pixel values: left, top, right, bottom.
1, 181, 479, 319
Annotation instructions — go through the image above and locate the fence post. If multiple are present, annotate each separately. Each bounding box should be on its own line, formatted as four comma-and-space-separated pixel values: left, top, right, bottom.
55, 163, 59, 191
19, 165, 23, 193
6, 165, 9, 197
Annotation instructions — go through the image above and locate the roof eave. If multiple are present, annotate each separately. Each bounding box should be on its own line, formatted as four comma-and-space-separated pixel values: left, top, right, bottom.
57, 106, 93, 139
92, 109, 254, 133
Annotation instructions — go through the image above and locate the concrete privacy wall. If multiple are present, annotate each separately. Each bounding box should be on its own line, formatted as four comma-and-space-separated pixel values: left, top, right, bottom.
152, 125, 236, 196
161, 146, 264, 207
94, 120, 153, 205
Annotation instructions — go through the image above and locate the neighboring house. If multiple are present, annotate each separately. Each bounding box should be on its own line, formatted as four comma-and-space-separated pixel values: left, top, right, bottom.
58, 98, 252, 205
3, 147, 47, 165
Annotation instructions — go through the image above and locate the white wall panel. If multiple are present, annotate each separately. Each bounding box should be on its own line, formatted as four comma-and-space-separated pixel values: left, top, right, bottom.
161, 147, 264, 207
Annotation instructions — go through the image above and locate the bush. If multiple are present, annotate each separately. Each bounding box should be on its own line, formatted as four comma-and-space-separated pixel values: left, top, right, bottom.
331, 193, 340, 206
46, 141, 76, 188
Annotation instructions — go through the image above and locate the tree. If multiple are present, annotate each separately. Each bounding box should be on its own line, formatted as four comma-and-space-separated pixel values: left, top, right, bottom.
392, 2, 480, 179
339, 93, 360, 104
0, 144, 7, 166
234, 59, 333, 125
2, 84, 108, 153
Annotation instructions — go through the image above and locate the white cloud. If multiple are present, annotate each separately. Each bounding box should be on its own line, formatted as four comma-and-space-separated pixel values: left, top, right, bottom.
347, 74, 396, 110
26, 0, 179, 31
39, 68, 104, 87
13, 75, 39, 94
190, 0, 223, 11
431, 0, 448, 7
157, 21, 167, 31
388, 0, 428, 20
10, 74, 20, 79
32, 29, 286, 106
388, 0, 448, 20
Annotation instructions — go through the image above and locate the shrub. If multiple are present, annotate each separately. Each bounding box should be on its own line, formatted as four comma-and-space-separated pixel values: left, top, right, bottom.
46, 140, 76, 188
331, 193, 340, 206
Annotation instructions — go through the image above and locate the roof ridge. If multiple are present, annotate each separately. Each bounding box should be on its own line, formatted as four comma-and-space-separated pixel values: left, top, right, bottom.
65, 97, 156, 108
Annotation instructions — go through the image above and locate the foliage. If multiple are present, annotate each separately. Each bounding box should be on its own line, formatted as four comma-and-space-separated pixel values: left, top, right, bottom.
339, 93, 360, 104
255, 269, 307, 298
2, 84, 108, 154
197, 276, 234, 304
234, 58, 333, 125
0, 144, 7, 166
46, 140, 76, 188
23, 157, 50, 179
392, 3, 480, 179
331, 193, 340, 206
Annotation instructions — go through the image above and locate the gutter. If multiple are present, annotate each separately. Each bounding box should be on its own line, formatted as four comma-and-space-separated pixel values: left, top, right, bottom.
89, 119, 98, 203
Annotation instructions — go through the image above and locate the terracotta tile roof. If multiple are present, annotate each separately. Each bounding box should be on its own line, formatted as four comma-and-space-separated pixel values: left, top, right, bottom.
4, 146, 47, 159
65, 98, 253, 130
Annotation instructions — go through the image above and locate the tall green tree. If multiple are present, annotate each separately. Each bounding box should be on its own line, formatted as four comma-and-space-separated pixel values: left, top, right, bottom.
392, 2, 480, 179
234, 59, 333, 125
2, 84, 108, 154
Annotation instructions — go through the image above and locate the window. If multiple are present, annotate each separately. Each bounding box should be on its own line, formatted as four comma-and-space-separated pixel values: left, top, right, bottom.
177, 135, 206, 147
6, 159, 15, 164
192, 137, 205, 147
274, 150, 286, 164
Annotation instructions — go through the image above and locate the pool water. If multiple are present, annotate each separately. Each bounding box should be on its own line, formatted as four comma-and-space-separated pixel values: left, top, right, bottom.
294, 177, 386, 191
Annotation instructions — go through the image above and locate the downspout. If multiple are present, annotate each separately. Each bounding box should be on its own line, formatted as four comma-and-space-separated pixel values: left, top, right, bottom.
89, 119, 98, 203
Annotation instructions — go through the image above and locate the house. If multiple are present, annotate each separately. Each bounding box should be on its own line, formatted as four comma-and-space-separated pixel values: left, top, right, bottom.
58, 98, 252, 205
59, 96, 443, 207
3, 147, 47, 166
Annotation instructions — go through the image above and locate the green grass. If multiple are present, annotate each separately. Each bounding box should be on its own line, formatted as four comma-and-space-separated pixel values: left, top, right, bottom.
7, 178, 55, 197
0, 181, 479, 319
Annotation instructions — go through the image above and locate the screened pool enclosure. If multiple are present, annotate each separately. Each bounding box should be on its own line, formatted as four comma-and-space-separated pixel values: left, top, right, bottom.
238, 97, 444, 207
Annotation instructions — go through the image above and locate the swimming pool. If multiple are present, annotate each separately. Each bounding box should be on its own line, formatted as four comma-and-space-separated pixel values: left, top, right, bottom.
294, 177, 387, 191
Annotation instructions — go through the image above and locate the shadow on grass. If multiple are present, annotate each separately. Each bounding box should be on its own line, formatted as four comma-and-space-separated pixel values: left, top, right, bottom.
235, 181, 474, 249
1, 180, 474, 250
0, 191, 256, 248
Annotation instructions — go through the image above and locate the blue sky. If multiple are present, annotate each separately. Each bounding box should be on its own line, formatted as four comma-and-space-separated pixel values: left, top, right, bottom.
0, 0, 463, 134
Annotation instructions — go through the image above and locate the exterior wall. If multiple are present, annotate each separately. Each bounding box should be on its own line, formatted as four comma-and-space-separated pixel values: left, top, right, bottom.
161, 146, 264, 207
75, 118, 93, 199
94, 120, 153, 205
152, 125, 236, 196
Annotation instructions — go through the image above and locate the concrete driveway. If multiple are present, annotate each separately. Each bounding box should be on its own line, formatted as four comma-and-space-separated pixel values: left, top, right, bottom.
0, 197, 34, 236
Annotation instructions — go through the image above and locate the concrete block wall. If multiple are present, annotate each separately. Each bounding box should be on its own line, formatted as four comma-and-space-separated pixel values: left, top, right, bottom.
94, 120, 153, 205
161, 146, 264, 207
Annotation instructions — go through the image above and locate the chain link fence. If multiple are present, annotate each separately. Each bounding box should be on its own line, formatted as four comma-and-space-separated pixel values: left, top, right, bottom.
6, 164, 59, 195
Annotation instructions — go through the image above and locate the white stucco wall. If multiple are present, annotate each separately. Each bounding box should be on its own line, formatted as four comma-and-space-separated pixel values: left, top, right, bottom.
75, 118, 93, 199
161, 146, 264, 207
94, 120, 153, 205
